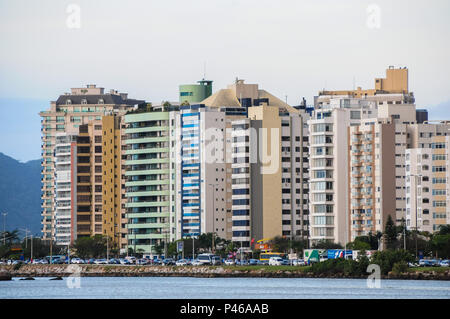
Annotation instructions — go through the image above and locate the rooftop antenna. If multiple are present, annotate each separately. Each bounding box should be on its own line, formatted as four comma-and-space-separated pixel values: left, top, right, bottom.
353, 76, 356, 90
203, 61, 206, 80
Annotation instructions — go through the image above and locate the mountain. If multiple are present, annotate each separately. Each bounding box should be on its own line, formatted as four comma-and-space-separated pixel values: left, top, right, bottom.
427, 100, 450, 121
0, 152, 42, 237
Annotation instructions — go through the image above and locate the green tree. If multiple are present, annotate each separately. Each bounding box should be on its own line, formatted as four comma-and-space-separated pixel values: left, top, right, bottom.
73, 235, 106, 259
431, 234, 450, 259
312, 240, 343, 250
384, 215, 398, 249
347, 239, 371, 250
438, 225, 450, 235
370, 249, 413, 275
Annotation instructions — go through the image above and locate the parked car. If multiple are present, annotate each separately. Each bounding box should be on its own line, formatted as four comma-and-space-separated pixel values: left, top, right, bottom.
162, 258, 175, 266
71, 258, 85, 264
211, 256, 222, 266
191, 259, 202, 266
281, 259, 290, 266
235, 259, 249, 266
224, 259, 235, 266
439, 260, 449, 267
419, 259, 439, 267
197, 253, 215, 265
136, 258, 149, 265
176, 259, 189, 266
119, 258, 131, 265
52, 258, 65, 264
292, 259, 306, 266
269, 257, 283, 266
125, 256, 136, 264
248, 259, 259, 266
94, 259, 108, 265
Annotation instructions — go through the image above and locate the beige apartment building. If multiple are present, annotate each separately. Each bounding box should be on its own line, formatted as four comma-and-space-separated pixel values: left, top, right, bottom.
309, 66, 421, 246
40, 85, 142, 251
406, 126, 450, 233
348, 121, 396, 241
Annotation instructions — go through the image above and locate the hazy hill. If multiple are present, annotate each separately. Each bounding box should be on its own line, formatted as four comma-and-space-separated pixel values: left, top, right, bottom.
0, 152, 41, 236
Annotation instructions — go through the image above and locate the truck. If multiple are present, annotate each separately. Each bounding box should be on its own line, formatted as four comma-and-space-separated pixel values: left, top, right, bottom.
303, 249, 327, 264
327, 250, 353, 260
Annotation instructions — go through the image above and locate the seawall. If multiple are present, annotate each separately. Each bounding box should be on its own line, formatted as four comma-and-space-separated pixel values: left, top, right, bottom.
1, 264, 450, 280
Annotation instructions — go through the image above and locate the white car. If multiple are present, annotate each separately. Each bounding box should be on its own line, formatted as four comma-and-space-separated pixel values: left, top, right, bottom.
224, 259, 235, 266
176, 259, 188, 266
268, 257, 283, 266
71, 258, 84, 264
94, 259, 108, 264
293, 259, 306, 266
440, 260, 449, 267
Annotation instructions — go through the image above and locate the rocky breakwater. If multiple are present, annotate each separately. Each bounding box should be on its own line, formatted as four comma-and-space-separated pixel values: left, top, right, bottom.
0, 265, 449, 280
0, 264, 309, 278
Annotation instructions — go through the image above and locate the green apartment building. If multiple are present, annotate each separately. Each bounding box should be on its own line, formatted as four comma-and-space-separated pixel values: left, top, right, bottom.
124, 110, 173, 254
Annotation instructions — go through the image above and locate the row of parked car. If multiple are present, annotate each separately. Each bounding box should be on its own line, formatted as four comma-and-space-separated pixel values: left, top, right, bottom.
0, 257, 308, 266
409, 259, 450, 267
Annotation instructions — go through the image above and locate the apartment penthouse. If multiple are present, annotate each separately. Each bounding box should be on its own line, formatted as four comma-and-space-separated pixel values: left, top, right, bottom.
40, 85, 143, 247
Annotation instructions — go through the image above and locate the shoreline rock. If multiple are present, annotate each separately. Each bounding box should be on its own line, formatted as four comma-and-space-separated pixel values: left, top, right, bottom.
1, 265, 449, 281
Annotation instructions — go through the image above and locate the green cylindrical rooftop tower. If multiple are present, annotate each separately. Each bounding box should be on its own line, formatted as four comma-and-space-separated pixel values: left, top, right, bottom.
179, 79, 213, 104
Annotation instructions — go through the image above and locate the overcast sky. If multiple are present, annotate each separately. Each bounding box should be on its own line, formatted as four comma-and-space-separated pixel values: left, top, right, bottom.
1, 0, 450, 161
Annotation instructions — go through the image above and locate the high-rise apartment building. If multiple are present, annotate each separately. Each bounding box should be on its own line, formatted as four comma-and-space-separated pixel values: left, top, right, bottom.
174, 104, 246, 242
348, 121, 396, 241
231, 105, 307, 249
40, 85, 143, 244
405, 124, 450, 233
124, 108, 174, 254
54, 133, 77, 246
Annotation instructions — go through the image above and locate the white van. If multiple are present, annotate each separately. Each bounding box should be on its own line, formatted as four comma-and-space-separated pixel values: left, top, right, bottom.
198, 253, 215, 265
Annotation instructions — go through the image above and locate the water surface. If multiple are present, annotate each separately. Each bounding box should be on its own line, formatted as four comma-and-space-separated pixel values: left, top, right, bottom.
1, 277, 449, 299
